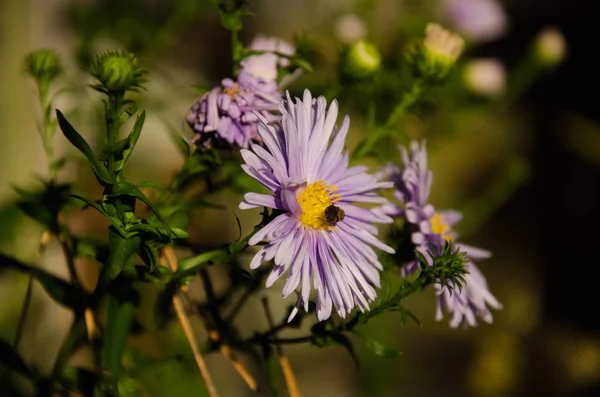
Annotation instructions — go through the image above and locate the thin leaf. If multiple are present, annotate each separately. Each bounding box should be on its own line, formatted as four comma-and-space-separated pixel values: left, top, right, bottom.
0, 253, 86, 310
117, 110, 146, 172
263, 345, 281, 396
55, 110, 114, 185
176, 249, 228, 279
110, 182, 174, 237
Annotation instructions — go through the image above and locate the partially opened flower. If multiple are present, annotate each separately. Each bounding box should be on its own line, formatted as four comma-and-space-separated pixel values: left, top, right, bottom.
436, 260, 502, 328
378, 141, 501, 327
239, 90, 395, 321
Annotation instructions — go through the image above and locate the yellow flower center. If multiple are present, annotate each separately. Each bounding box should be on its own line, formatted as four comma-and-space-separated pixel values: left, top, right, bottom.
431, 212, 452, 241
224, 83, 241, 99
297, 180, 342, 230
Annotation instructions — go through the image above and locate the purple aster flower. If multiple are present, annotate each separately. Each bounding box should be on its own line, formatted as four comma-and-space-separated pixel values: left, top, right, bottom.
239, 90, 395, 321
186, 69, 281, 149
377, 141, 501, 327
444, 0, 508, 43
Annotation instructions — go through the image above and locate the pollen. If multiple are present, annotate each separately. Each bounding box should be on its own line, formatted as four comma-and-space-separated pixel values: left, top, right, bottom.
297, 180, 341, 230
431, 213, 452, 240
224, 82, 241, 99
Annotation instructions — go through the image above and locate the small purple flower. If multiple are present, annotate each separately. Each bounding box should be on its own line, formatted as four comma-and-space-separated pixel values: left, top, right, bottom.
239, 90, 395, 321
378, 141, 501, 327
187, 36, 295, 149
186, 70, 281, 149
444, 0, 508, 43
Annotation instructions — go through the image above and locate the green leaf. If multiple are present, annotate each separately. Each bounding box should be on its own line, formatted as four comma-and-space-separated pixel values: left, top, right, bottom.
110, 181, 175, 237
0, 202, 23, 249
263, 345, 281, 397
352, 330, 399, 358
136, 181, 164, 190
290, 55, 313, 72
103, 282, 140, 382
175, 249, 228, 280
114, 110, 146, 173
0, 253, 86, 310
56, 109, 114, 185
0, 338, 33, 378
14, 183, 72, 228
60, 366, 98, 396
103, 227, 142, 281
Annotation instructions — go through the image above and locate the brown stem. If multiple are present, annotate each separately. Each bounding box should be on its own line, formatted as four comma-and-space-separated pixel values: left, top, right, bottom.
262, 298, 303, 397
162, 247, 219, 397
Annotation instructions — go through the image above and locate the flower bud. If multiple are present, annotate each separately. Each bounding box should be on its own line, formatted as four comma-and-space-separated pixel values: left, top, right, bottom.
341, 40, 381, 79
534, 27, 567, 66
90, 50, 147, 93
24, 49, 63, 83
463, 58, 505, 96
405, 24, 465, 82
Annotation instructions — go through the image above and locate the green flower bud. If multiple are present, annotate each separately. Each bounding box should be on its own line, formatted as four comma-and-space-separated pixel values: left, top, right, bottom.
405, 23, 465, 82
341, 40, 381, 80
90, 50, 147, 94
24, 49, 63, 83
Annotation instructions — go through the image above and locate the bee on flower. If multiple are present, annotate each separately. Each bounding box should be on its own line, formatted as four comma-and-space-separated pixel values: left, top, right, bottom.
239, 90, 395, 321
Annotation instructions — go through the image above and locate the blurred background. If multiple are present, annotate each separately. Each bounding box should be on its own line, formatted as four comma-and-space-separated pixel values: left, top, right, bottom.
1, 0, 600, 396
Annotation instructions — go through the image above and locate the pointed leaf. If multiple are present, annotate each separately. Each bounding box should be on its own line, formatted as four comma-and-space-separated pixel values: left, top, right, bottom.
116, 110, 145, 172
110, 182, 174, 237
56, 110, 114, 184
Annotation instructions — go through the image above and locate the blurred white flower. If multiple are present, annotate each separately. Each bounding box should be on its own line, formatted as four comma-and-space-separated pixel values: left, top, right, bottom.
535, 27, 567, 66
463, 58, 506, 96
334, 14, 368, 44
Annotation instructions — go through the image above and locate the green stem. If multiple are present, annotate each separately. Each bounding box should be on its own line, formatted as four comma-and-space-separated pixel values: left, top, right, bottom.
39, 317, 85, 397
352, 79, 423, 160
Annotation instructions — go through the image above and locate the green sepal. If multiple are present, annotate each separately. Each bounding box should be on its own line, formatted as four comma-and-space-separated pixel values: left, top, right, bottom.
56, 109, 114, 185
